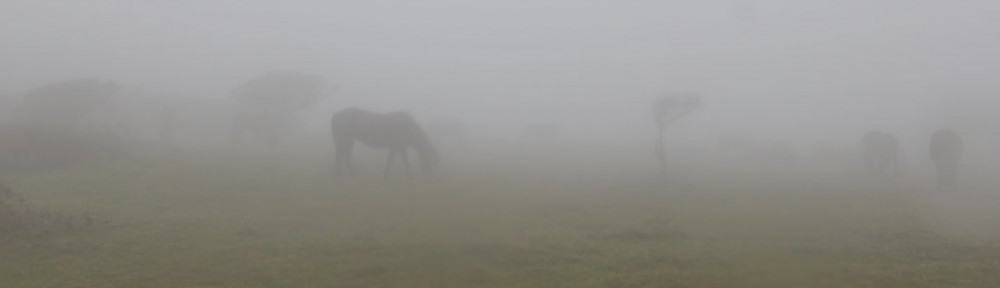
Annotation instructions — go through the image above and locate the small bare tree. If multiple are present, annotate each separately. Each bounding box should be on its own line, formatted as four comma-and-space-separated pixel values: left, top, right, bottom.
652, 93, 701, 174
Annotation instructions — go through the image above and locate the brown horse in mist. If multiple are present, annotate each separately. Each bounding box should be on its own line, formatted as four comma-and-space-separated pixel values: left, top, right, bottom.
330, 108, 438, 179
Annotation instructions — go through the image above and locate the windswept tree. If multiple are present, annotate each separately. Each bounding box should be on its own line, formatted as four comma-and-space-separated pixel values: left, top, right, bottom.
652, 93, 701, 174
230, 71, 326, 147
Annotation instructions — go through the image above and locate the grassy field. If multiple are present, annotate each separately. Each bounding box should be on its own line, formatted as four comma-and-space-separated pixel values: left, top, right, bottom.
1, 154, 999, 287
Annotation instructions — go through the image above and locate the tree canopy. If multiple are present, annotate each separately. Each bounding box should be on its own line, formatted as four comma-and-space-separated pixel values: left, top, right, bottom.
653, 93, 702, 129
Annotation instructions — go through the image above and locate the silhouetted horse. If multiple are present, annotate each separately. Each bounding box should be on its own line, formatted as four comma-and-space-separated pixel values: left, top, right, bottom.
330, 108, 438, 179
930, 129, 963, 190
861, 131, 899, 175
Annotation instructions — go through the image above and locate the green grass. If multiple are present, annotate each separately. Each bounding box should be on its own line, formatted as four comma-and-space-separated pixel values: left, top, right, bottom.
1, 155, 999, 287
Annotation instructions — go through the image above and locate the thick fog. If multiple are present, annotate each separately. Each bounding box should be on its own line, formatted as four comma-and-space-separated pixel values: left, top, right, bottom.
5, 1, 1000, 286
2, 0, 999, 172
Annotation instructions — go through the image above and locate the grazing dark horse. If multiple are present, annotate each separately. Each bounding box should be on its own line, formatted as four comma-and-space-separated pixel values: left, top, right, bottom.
861, 131, 899, 175
930, 129, 963, 190
330, 108, 438, 179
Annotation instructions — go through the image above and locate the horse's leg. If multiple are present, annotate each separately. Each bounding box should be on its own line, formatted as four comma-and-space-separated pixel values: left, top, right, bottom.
385, 149, 397, 179
334, 139, 354, 176
400, 148, 413, 181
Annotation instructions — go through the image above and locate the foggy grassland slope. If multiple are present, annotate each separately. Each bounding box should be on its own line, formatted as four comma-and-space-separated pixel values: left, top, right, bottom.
0, 154, 998, 287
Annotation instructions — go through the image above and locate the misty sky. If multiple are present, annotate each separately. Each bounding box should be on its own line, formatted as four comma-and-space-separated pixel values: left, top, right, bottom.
2, 0, 999, 147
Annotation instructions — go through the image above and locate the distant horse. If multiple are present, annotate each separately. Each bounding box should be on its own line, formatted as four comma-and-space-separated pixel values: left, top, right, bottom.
861, 131, 899, 175
930, 129, 963, 190
330, 108, 438, 179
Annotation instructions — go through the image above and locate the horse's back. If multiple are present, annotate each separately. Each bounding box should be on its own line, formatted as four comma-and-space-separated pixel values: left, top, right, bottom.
330, 108, 421, 146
